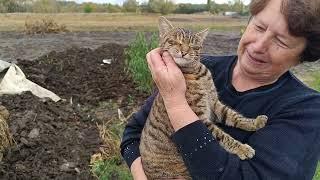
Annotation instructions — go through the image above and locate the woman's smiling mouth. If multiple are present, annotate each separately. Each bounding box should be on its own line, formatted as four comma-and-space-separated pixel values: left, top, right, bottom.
246, 50, 268, 65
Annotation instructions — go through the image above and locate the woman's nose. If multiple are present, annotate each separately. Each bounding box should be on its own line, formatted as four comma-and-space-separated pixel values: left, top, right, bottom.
252, 32, 271, 53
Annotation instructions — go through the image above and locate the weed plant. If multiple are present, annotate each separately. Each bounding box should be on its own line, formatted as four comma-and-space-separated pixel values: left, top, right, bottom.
125, 32, 158, 93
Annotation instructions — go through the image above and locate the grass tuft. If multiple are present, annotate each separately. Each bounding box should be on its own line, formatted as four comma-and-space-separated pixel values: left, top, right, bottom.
125, 32, 158, 93
92, 156, 132, 180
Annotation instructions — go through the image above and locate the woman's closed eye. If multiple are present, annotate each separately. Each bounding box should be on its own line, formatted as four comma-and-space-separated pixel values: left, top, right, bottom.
254, 24, 266, 32
274, 37, 289, 49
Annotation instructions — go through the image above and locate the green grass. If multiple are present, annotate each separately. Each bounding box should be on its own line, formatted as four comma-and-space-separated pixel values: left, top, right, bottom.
125, 32, 158, 93
92, 156, 132, 180
310, 72, 320, 92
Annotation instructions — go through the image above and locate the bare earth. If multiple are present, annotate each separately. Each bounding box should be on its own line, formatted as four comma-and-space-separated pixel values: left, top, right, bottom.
0, 31, 318, 82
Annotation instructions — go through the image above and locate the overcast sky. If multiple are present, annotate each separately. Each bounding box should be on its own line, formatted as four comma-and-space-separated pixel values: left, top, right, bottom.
70, 0, 251, 5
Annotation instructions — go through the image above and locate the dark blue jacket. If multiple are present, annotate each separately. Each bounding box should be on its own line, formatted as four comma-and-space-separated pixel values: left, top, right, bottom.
120, 55, 320, 180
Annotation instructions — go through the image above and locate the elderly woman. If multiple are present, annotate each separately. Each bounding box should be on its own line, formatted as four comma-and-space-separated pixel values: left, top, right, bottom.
121, 0, 320, 179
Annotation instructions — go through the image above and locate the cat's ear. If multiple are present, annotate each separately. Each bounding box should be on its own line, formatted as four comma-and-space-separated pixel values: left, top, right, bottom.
159, 16, 174, 38
196, 28, 209, 43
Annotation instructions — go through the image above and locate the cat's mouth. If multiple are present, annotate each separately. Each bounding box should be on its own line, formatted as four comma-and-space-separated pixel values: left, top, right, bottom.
164, 49, 194, 67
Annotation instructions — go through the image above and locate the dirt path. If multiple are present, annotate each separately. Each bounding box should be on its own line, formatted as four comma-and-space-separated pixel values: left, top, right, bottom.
0, 31, 241, 62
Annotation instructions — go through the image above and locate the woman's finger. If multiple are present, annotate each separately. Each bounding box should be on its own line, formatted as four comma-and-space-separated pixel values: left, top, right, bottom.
162, 51, 176, 68
149, 49, 166, 71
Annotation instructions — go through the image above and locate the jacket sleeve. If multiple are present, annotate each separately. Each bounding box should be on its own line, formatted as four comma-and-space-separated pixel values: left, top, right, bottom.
120, 93, 156, 168
171, 95, 320, 180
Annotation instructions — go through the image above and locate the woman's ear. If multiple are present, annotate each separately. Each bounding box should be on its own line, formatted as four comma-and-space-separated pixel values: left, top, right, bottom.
159, 16, 174, 38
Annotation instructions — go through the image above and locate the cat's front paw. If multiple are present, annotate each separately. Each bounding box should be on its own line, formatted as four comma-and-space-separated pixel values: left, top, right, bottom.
254, 115, 268, 130
237, 144, 255, 160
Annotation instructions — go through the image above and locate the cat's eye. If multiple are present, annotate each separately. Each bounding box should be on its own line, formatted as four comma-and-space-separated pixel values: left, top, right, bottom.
168, 40, 176, 44
191, 45, 201, 50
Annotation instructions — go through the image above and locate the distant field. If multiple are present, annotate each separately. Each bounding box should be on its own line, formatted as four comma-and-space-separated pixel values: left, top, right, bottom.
0, 13, 248, 32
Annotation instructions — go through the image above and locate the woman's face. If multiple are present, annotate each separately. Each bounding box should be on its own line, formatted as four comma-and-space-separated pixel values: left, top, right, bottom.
237, 0, 306, 82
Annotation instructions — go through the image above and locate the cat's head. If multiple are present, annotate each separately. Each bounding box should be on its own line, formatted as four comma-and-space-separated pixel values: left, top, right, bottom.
158, 16, 208, 67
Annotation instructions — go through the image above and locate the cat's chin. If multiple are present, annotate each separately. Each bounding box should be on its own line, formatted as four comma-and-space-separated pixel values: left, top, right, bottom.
173, 57, 193, 67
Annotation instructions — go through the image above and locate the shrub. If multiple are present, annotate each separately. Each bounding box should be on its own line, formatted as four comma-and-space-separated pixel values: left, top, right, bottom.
83, 4, 93, 13
125, 32, 158, 93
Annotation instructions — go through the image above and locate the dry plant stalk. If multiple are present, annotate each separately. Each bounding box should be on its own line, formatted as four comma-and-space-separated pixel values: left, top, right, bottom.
90, 109, 136, 164
0, 105, 13, 161
25, 17, 69, 34
97, 120, 121, 159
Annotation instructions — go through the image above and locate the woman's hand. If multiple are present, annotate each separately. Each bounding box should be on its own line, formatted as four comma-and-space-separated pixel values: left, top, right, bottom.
146, 48, 199, 131
131, 157, 148, 180
146, 48, 186, 107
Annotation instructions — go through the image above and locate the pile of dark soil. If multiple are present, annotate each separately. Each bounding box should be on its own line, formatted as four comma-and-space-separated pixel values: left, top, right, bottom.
19, 44, 147, 107
0, 44, 148, 179
0, 92, 101, 179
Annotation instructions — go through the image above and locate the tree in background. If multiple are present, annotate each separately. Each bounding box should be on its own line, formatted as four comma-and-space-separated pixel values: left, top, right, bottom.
174, 3, 207, 14
139, 2, 150, 13
232, 0, 244, 14
207, 0, 210, 11
123, 0, 139, 12
148, 0, 176, 15
105, 3, 122, 13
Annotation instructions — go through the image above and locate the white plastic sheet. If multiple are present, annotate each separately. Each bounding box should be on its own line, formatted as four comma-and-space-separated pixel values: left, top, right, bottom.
0, 60, 61, 102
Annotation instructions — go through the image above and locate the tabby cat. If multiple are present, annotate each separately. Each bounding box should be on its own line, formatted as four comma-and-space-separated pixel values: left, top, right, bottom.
139, 16, 268, 179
